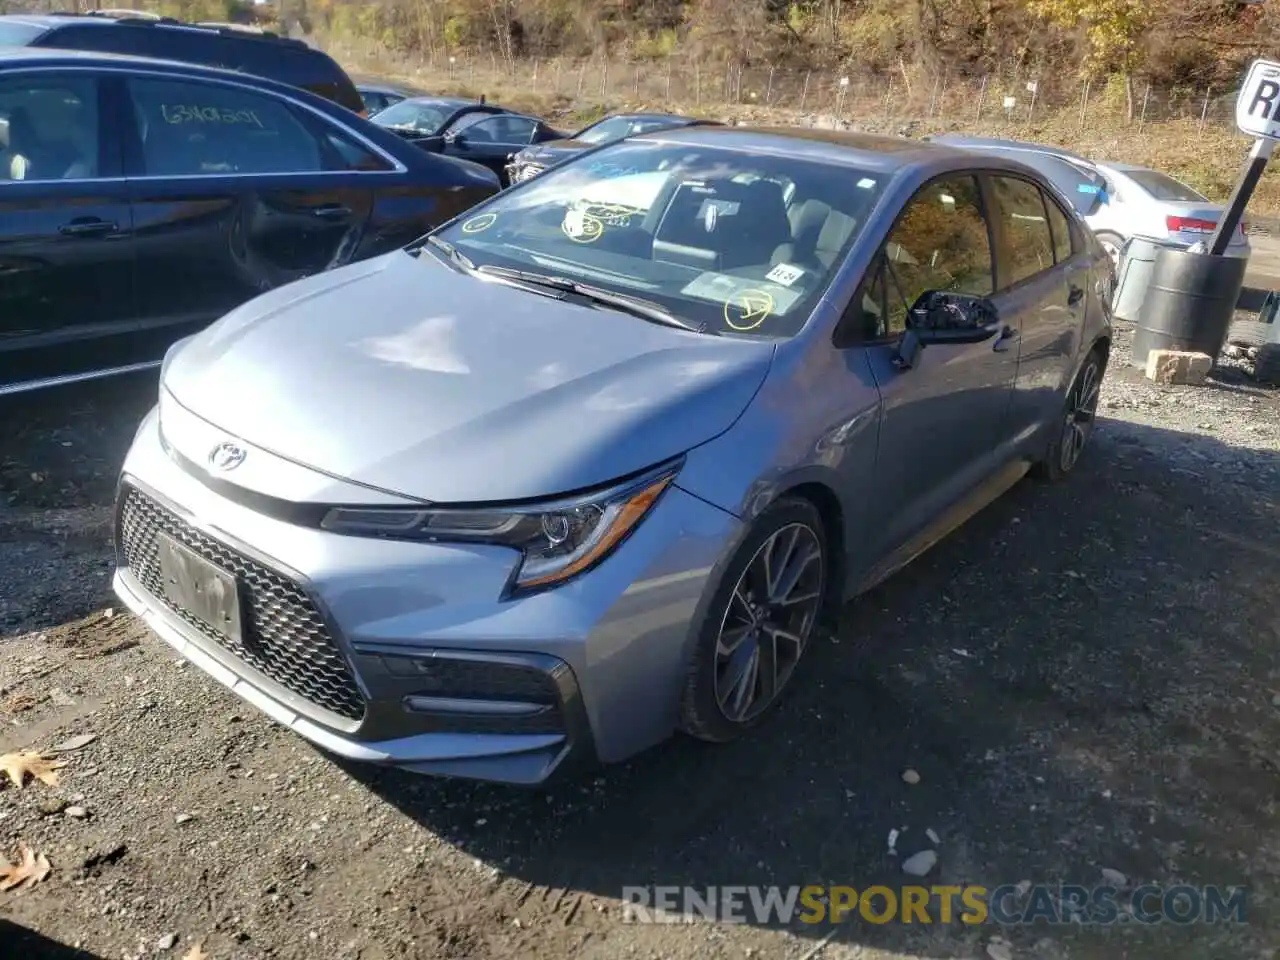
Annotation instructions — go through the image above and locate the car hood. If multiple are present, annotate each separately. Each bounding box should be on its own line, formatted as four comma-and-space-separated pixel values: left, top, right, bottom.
163, 251, 775, 504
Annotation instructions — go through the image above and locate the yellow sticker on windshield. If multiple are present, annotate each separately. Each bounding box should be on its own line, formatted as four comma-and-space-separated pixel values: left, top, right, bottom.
562, 209, 604, 244
462, 213, 497, 234
723, 288, 775, 331
161, 104, 263, 127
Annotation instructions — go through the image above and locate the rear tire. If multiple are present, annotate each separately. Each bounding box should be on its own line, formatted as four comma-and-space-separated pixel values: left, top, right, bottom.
1095, 231, 1125, 270
678, 498, 828, 744
1033, 346, 1106, 482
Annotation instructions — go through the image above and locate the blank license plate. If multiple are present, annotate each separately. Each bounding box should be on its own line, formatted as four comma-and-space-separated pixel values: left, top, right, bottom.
156, 532, 243, 644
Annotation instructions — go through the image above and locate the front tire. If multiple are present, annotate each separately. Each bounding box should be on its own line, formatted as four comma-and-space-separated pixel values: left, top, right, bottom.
1096, 231, 1125, 269
1034, 347, 1105, 481
679, 498, 828, 743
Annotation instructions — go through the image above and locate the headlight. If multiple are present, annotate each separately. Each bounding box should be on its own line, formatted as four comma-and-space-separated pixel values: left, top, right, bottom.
320, 464, 679, 594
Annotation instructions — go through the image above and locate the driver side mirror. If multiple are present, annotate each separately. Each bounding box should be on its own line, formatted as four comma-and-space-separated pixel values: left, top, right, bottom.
447, 132, 467, 147
893, 291, 1002, 370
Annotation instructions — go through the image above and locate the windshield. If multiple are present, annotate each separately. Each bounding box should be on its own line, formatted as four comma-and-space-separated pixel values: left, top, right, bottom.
431, 139, 887, 338
1124, 169, 1208, 203
0, 22, 44, 45
577, 116, 677, 145
372, 100, 453, 135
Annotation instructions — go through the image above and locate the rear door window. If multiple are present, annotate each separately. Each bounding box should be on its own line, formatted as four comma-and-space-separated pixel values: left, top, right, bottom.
0, 74, 101, 181
1044, 194, 1074, 264
989, 176, 1056, 287
127, 77, 325, 175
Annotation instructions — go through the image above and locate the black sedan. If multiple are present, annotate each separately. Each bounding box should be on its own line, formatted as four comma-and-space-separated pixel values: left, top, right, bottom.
0, 48, 501, 396
506, 112, 718, 183
354, 81, 427, 116
370, 96, 565, 184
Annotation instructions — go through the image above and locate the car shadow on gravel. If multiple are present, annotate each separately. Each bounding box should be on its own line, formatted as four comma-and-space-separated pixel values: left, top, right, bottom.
1, 375, 157, 638
0, 918, 104, 959
344, 418, 1280, 957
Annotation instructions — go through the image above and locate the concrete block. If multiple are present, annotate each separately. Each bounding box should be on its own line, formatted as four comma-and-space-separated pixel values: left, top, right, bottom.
1144, 349, 1213, 385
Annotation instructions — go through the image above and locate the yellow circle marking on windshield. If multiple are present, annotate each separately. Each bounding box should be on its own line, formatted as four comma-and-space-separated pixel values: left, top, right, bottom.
462, 213, 497, 234
562, 211, 604, 244
724, 289, 775, 331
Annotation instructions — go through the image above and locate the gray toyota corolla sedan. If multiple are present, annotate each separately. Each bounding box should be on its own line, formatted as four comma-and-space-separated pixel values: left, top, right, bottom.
113, 127, 1112, 785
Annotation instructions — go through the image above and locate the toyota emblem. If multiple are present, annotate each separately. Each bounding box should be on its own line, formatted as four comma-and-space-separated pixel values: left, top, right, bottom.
208, 441, 246, 471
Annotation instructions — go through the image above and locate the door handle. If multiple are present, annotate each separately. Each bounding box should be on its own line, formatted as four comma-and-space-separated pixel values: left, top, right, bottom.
1067, 285, 1085, 307
59, 218, 118, 237
310, 204, 352, 220
992, 324, 1018, 352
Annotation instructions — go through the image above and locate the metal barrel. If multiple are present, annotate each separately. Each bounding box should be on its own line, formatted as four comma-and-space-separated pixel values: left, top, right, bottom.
1112, 237, 1169, 324
1131, 248, 1248, 369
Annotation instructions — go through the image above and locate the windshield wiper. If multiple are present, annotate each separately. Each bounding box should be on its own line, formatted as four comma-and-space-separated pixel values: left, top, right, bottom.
475, 265, 701, 332
424, 235, 476, 271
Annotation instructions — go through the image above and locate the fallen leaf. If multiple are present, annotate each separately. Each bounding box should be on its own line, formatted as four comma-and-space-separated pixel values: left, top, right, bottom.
0, 843, 51, 891
0, 751, 67, 789
0, 693, 40, 715
182, 943, 208, 960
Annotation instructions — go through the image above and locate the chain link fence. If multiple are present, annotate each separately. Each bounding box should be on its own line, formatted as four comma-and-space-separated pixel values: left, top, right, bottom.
357, 48, 1244, 135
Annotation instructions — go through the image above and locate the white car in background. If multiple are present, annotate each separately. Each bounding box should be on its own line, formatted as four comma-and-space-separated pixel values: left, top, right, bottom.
927, 135, 1251, 265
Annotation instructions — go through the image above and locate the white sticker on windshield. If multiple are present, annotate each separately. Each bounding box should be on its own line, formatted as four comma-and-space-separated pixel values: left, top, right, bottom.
765, 263, 806, 287
857, 178, 877, 189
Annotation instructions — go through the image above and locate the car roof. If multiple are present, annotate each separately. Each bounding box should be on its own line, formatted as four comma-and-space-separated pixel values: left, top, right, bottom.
632, 124, 954, 171
594, 111, 694, 123
928, 133, 1093, 164
0, 13, 316, 48
395, 95, 488, 110
0, 45, 338, 100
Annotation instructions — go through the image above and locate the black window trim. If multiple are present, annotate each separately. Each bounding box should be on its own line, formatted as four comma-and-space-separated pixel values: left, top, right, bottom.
982, 171, 1063, 294
834, 168, 999, 348
0, 63, 405, 183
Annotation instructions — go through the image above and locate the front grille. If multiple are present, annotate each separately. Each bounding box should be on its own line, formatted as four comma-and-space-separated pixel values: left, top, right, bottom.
118, 486, 365, 722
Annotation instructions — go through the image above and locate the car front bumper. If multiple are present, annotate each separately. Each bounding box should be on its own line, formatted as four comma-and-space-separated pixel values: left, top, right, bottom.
113, 404, 742, 785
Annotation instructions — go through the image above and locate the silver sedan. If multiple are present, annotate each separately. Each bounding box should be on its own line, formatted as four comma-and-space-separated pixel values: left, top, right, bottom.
113, 126, 1112, 785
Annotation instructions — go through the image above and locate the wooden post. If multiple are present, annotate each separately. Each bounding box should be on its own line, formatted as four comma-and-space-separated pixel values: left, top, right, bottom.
1199, 85, 1212, 133
766, 65, 775, 105
800, 70, 810, 111
1139, 81, 1151, 130
576, 63, 585, 97
1080, 77, 1091, 128
666, 63, 672, 101
696, 62, 701, 107
600, 61, 609, 98
975, 75, 988, 122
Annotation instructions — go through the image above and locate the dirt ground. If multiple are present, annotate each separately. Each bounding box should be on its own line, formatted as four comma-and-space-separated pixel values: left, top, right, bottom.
0, 318, 1278, 960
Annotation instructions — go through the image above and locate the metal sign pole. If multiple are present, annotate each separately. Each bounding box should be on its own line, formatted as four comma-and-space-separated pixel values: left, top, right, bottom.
1209, 137, 1275, 255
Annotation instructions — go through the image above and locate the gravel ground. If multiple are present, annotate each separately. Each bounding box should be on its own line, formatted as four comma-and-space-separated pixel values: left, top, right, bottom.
1, 319, 1278, 960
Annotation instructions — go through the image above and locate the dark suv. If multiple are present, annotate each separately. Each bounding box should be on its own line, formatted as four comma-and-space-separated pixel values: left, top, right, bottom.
0, 48, 500, 396
0, 13, 365, 113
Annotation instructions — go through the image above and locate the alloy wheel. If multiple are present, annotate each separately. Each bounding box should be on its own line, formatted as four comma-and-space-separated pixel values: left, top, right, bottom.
1099, 237, 1122, 269
1059, 357, 1102, 473
713, 523, 825, 723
